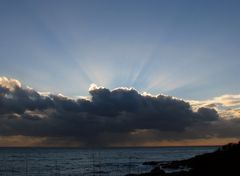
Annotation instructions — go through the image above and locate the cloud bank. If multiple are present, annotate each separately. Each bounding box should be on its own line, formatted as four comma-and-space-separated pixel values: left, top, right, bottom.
0, 76, 240, 147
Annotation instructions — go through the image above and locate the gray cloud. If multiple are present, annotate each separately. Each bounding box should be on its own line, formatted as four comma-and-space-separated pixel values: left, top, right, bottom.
0, 76, 239, 146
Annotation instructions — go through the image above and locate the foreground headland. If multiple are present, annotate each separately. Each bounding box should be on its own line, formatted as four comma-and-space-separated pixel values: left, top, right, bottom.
128, 141, 240, 176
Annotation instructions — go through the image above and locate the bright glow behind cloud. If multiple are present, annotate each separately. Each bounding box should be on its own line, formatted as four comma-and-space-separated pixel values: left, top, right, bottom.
188, 94, 240, 119
1, 76, 240, 147
1, 0, 239, 99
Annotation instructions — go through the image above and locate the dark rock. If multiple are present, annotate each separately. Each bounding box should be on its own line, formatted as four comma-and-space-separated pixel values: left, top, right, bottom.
135, 141, 240, 176
143, 161, 161, 166
150, 167, 165, 175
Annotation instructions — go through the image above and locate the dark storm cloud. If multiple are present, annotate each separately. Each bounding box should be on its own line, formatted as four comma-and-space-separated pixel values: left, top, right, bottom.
1, 76, 237, 146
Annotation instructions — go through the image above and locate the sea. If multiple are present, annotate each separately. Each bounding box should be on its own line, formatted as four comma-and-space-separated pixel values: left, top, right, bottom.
0, 146, 217, 176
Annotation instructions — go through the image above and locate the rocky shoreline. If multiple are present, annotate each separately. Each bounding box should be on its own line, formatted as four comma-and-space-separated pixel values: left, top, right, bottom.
127, 141, 240, 176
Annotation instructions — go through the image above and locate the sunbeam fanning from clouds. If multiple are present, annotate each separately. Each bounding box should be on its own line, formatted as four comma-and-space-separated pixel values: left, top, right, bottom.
0, 0, 240, 146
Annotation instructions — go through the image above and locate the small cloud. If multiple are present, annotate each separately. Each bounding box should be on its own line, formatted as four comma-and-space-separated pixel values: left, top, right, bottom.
0, 76, 21, 91
88, 83, 103, 91
188, 94, 240, 119
213, 94, 240, 107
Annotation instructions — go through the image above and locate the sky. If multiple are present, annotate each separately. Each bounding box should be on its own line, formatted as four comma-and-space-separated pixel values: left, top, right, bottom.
0, 0, 240, 147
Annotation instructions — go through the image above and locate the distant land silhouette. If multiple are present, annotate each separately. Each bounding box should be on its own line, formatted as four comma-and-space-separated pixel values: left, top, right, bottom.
129, 141, 240, 176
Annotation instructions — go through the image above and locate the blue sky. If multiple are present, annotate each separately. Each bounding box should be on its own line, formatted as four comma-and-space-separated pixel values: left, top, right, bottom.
1, 0, 240, 100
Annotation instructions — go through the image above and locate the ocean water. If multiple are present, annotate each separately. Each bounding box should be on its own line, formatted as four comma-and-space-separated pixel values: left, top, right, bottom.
0, 146, 217, 176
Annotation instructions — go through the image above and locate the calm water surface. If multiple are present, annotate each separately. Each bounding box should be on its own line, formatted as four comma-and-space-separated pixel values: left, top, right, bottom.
0, 146, 217, 176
